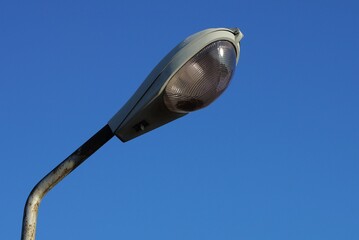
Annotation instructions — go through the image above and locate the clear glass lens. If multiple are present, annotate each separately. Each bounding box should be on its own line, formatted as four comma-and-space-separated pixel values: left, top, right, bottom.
163, 40, 237, 113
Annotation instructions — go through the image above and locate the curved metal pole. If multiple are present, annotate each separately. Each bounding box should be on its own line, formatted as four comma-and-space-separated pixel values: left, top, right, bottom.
21, 125, 114, 240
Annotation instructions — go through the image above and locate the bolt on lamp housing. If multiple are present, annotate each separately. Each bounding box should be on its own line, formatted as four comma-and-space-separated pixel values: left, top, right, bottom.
108, 28, 243, 142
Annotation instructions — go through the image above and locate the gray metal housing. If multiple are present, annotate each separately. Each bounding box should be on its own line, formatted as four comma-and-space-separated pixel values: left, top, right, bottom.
108, 27, 243, 142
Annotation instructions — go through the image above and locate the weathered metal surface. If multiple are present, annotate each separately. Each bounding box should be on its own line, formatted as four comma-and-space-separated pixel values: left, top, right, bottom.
21, 125, 114, 240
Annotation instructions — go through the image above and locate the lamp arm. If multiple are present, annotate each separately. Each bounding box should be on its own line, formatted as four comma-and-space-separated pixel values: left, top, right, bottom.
21, 124, 114, 240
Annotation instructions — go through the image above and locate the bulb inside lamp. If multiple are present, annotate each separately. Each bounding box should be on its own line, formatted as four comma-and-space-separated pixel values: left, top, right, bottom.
163, 40, 237, 113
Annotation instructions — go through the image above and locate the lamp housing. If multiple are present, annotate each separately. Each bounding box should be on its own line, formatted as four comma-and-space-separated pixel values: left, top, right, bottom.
108, 28, 243, 142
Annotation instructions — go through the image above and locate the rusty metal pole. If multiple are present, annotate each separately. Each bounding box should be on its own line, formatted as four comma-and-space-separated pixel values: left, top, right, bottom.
21, 124, 114, 240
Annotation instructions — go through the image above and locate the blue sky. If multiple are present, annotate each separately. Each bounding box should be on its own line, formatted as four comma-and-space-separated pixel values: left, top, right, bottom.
1, 0, 358, 239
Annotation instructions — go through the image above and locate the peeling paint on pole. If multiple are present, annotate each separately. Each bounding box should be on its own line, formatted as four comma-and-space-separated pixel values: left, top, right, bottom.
21, 125, 114, 240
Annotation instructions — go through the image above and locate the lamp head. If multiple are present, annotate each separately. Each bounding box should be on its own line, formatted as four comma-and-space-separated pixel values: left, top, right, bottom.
109, 28, 243, 142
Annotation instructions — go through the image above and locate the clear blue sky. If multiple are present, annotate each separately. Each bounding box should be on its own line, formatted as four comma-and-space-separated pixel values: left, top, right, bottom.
1, 0, 358, 239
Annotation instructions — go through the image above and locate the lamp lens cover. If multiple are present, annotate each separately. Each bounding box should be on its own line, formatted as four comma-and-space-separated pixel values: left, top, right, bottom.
163, 40, 237, 113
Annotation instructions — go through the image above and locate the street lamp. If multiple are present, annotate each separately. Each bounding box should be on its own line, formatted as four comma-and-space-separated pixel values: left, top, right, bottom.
21, 27, 243, 240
